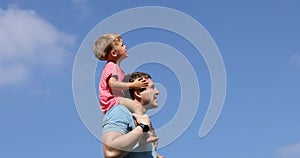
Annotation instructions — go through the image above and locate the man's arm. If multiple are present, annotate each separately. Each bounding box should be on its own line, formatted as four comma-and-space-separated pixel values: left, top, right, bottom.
102, 127, 144, 158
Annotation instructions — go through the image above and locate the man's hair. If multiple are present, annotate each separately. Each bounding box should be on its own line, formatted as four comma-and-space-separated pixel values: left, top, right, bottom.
123, 72, 152, 99
93, 33, 121, 60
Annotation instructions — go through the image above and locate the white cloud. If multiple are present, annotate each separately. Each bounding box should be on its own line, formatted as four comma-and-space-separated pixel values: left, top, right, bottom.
0, 6, 75, 86
276, 141, 300, 158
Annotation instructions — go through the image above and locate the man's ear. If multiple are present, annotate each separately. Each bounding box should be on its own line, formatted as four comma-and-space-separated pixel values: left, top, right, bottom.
134, 90, 142, 99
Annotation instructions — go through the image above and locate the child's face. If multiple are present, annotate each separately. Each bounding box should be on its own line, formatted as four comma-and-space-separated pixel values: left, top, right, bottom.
113, 39, 128, 60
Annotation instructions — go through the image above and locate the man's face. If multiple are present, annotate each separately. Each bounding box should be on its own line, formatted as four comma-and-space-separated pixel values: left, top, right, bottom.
140, 78, 159, 109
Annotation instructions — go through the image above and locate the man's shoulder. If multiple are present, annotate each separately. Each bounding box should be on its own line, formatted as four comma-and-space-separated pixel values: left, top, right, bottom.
102, 104, 133, 135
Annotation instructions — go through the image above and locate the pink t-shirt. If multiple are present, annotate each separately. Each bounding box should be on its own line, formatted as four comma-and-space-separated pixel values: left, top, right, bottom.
99, 61, 125, 114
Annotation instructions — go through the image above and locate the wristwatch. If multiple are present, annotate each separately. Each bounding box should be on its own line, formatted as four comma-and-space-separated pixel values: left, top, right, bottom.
137, 123, 149, 132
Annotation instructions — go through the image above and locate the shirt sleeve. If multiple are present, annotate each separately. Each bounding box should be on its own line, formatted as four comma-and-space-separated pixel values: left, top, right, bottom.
102, 106, 132, 135
104, 62, 120, 81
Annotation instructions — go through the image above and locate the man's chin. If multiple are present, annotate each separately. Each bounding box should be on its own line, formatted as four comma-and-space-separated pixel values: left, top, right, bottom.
148, 107, 156, 110
145, 104, 158, 110
150, 104, 158, 109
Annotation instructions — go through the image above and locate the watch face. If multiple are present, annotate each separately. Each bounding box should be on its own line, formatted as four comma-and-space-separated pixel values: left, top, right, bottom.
138, 123, 149, 132
143, 124, 149, 132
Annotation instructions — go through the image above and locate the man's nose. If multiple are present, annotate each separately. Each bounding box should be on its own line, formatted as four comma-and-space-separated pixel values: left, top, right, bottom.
155, 88, 159, 94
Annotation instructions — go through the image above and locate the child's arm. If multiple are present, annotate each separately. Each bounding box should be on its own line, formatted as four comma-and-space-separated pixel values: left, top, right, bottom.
119, 97, 144, 115
108, 76, 148, 90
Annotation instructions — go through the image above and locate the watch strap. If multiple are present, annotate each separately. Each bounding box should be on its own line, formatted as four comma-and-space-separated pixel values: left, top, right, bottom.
137, 123, 150, 132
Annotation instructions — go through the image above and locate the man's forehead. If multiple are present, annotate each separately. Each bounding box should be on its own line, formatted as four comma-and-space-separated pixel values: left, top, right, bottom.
145, 78, 154, 86
145, 78, 152, 81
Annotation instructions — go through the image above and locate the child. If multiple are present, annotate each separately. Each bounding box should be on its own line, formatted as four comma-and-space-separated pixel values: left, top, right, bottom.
93, 33, 159, 145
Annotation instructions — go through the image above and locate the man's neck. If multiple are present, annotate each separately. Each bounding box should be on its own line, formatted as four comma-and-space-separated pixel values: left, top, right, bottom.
133, 100, 147, 114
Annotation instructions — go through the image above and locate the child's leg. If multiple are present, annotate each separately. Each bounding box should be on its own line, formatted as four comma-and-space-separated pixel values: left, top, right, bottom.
132, 113, 159, 145
119, 97, 143, 115
120, 98, 160, 146
148, 122, 158, 149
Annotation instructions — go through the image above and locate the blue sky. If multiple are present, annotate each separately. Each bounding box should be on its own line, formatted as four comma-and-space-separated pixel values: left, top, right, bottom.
1, 0, 300, 158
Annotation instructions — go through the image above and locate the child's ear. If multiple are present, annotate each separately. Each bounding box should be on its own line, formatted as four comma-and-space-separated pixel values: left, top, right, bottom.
110, 50, 117, 57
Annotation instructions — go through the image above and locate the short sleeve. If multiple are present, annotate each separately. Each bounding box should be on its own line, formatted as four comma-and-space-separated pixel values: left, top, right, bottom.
102, 105, 132, 134
104, 62, 120, 80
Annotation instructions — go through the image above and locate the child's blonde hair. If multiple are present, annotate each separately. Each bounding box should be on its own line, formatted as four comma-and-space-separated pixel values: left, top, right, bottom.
93, 33, 122, 60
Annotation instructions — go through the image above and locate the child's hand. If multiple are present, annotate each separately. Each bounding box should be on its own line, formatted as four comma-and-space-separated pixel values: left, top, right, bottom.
131, 78, 148, 89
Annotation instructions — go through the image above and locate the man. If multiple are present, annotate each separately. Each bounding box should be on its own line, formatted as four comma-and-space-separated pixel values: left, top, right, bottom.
102, 72, 164, 158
